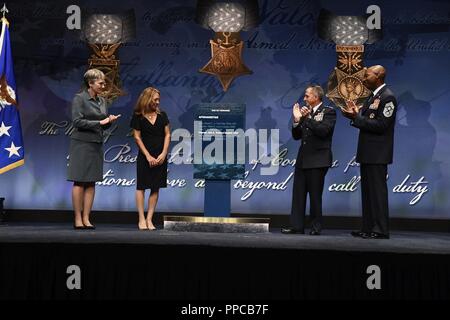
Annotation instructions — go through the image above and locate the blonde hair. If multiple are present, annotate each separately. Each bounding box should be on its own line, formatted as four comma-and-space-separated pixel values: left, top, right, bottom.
134, 87, 161, 115
83, 69, 105, 87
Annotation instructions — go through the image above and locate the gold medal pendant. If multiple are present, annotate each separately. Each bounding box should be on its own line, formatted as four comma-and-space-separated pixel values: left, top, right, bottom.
81, 12, 136, 103
318, 14, 382, 112
326, 45, 371, 112
195, 2, 259, 92
199, 32, 252, 92
88, 43, 125, 103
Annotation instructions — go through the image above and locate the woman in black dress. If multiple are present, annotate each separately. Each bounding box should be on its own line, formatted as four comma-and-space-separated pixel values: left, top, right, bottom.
130, 87, 170, 230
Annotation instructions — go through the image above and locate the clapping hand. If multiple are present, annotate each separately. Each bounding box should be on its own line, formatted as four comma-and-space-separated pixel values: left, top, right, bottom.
293, 103, 302, 123
100, 114, 121, 125
300, 106, 311, 117
342, 100, 361, 119
108, 114, 121, 123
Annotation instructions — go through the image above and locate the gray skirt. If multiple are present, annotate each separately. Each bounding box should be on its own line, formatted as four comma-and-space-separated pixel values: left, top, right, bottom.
67, 138, 103, 182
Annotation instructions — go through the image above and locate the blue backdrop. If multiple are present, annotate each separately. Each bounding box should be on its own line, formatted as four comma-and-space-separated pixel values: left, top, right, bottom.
1, 0, 449, 218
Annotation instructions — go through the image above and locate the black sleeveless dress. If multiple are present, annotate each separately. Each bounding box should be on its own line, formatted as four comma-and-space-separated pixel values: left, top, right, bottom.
130, 112, 169, 190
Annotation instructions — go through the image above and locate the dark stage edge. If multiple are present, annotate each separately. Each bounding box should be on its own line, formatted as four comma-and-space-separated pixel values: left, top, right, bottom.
1, 223, 450, 300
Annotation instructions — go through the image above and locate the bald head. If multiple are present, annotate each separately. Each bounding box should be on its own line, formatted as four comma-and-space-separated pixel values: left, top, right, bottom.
370, 65, 386, 82
364, 65, 386, 90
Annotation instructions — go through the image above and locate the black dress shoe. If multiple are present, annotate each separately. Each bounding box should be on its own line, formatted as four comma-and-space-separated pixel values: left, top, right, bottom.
364, 232, 389, 239
73, 224, 85, 230
84, 225, 96, 230
351, 230, 368, 238
309, 230, 320, 236
281, 228, 304, 234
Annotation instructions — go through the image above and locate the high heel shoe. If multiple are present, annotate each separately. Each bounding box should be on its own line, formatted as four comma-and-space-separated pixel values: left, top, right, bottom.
82, 221, 96, 230
73, 224, 85, 230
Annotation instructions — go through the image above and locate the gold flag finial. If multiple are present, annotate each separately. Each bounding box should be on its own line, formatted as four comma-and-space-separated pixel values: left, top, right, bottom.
0, 3, 9, 25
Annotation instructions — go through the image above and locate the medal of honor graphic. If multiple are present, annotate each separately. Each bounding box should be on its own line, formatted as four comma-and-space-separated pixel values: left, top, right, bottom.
317, 11, 382, 112
326, 45, 371, 112
195, 1, 259, 92
199, 32, 252, 91
81, 12, 137, 103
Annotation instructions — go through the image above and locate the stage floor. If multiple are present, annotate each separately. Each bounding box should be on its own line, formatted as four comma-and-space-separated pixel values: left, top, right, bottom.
1, 222, 450, 255
1, 222, 450, 300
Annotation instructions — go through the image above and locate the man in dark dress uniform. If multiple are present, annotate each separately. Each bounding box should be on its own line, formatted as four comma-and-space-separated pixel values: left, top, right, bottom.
342, 65, 397, 239
282, 85, 336, 235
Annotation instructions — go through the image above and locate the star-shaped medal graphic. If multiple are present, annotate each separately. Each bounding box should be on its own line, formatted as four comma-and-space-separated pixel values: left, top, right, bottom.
327, 67, 371, 111
0, 121, 12, 137
5, 141, 22, 158
199, 40, 252, 91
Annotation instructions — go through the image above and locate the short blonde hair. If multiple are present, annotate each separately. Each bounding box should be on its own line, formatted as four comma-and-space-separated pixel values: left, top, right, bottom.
83, 69, 105, 87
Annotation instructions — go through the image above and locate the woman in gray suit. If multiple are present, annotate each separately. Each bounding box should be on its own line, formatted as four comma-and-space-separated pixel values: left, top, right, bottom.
67, 69, 120, 229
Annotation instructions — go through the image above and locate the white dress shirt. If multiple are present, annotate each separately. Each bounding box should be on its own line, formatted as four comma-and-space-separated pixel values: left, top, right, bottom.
372, 83, 386, 97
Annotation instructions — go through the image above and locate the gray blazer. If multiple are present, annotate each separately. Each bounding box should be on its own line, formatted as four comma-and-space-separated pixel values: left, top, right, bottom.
70, 90, 110, 143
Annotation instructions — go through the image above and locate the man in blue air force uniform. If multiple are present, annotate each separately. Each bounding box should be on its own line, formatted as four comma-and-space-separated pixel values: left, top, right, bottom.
342, 65, 397, 239
282, 85, 336, 235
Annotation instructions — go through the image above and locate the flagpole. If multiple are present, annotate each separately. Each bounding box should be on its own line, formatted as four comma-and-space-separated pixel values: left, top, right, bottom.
0, 197, 4, 224
0, 3, 8, 224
